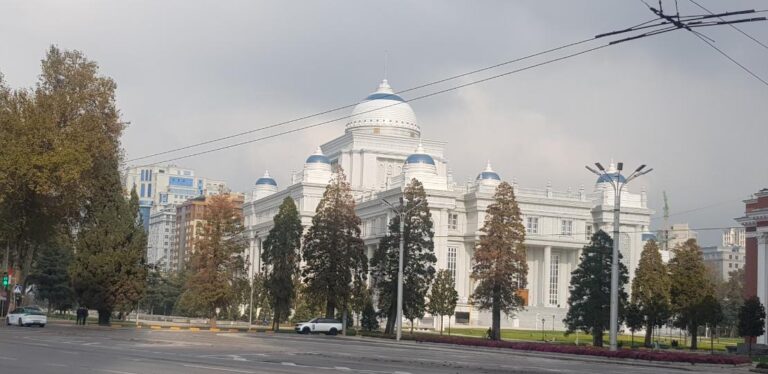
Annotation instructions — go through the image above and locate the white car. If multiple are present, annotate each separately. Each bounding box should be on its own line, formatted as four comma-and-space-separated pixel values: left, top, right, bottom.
294, 318, 342, 335
6, 307, 47, 327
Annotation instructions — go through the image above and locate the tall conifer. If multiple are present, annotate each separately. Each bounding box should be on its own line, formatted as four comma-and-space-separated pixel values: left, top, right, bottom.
669, 239, 714, 350
371, 178, 436, 334
470, 182, 528, 341
262, 197, 302, 331
302, 167, 367, 318
630, 239, 671, 346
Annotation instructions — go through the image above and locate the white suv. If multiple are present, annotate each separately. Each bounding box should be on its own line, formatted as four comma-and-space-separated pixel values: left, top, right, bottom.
294, 318, 342, 335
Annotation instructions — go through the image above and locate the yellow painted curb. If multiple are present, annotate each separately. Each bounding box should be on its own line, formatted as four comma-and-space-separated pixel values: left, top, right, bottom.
170, 326, 181, 330
110, 325, 122, 328
189, 327, 200, 332
150, 325, 162, 329
209, 328, 221, 332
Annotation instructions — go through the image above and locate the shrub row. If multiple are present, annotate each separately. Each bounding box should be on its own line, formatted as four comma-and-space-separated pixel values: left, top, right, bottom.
412, 335, 751, 365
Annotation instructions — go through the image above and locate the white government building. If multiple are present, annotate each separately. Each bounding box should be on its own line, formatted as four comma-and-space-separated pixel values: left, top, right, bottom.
243, 80, 653, 330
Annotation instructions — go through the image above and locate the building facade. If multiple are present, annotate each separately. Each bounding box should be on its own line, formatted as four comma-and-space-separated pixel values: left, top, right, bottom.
147, 206, 177, 271
701, 245, 744, 282
171, 194, 245, 272
723, 227, 746, 247
123, 164, 228, 231
242, 80, 653, 329
737, 188, 768, 344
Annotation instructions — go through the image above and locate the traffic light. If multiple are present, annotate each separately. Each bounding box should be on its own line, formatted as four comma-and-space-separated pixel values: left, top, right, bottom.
1, 272, 8, 287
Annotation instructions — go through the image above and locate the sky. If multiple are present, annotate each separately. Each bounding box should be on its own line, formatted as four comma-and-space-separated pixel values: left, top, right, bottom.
1, 0, 767, 245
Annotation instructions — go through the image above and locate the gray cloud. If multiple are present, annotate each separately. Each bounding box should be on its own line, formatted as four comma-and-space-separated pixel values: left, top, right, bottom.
2, 0, 766, 245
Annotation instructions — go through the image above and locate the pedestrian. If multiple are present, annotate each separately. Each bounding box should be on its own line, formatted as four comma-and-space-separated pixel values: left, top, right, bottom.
75, 307, 82, 325
83, 308, 89, 325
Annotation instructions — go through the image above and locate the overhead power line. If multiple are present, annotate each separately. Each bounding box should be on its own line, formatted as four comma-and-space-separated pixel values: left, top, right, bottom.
128, 34, 613, 163
691, 31, 768, 86
688, 0, 768, 50
151, 44, 612, 164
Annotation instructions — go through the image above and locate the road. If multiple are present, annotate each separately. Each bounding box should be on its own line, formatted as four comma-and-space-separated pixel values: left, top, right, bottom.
0, 323, 749, 373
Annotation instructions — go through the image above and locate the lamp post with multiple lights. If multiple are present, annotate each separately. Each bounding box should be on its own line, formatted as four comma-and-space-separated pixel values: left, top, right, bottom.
585, 161, 652, 351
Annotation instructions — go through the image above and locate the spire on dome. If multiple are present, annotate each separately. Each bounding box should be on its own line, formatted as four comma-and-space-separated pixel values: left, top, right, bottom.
484, 160, 494, 172
306, 147, 331, 164
477, 161, 501, 181
377, 79, 394, 94
255, 170, 277, 186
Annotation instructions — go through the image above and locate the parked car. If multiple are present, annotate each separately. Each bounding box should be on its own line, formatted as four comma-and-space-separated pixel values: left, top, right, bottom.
6, 307, 47, 327
294, 318, 342, 335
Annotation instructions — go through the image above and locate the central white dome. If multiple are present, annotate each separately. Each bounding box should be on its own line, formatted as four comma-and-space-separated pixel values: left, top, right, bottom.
345, 80, 420, 137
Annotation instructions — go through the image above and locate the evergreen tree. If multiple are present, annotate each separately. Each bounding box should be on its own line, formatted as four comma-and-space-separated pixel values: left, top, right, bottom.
302, 167, 367, 318
717, 269, 744, 337
470, 182, 528, 341
630, 240, 671, 347
361, 298, 380, 332
738, 296, 766, 356
262, 197, 302, 331
291, 280, 324, 323
624, 302, 644, 348
176, 195, 247, 325
371, 178, 436, 335
564, 230, 629, 347
28, 237, 75, 315
427, 269, 459, 335
70, 186, 148, 325
668, 239, 715, 350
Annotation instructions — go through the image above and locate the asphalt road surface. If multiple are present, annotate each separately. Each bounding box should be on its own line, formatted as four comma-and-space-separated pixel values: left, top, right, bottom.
0, 323, 748, 373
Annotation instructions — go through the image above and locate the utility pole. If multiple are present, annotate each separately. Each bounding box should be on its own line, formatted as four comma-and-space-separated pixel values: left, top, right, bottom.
586, 162, 652, 351
382, 196, 426, 342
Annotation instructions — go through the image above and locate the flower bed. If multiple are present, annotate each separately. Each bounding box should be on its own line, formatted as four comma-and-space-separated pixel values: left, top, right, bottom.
413, 335, 751, 365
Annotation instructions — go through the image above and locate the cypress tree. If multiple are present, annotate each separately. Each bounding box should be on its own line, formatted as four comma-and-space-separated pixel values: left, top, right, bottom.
470, 181, 528, 341
564, 230, 629, 347
669, 239, 714, 350
630, 240, 671, 347
371, 178, 436, 335
302, 167, 367, 318
738, 296, 766, 356
262, 197, 303, 331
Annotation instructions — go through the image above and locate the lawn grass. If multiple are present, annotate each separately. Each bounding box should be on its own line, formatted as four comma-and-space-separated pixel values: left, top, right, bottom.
437, 327, 740, 352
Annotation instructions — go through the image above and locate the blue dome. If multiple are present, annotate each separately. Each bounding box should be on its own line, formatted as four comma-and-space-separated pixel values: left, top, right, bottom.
364, 92, 405, 102
306, 154, 331, 164
405, 153, 435, 165
477, 171, 501, 181
255, 177, 277, 186
596, 173, 626, 184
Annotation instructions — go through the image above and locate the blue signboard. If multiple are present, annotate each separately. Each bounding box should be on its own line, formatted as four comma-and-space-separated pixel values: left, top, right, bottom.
169, 176, 194, 187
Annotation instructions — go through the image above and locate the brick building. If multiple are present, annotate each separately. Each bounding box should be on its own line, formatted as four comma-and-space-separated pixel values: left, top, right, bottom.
737, 188, 768, 344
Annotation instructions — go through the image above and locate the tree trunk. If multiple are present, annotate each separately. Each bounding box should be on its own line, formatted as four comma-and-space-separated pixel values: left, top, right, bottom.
410, 319, 414, 335
384, 302, 396, 335
491, 285, 501, 341
689, 326, 698, 350
97, 309, 111, 326
439, 314, 443, 335
592, 328, 603, 347
325, 298, 335, 319
644, 323, 653, 347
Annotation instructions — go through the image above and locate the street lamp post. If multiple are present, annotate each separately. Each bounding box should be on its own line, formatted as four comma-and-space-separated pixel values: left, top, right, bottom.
585, 161, 652, 351
383, 196, 426, 342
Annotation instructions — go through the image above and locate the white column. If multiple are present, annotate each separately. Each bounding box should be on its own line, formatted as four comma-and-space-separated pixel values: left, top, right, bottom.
542, 246, 552, 307
758, 234, 768, 344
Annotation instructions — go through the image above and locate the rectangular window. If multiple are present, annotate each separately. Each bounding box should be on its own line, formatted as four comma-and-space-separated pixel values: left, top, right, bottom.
526, 217, 539, 234
140, 184, 146, 197
147, 183, 152, 197
561, 220, 573, 236
729, 254, 733, 260
729, 263, 733, 268
736, 255, 739, 260
549, 254, 560, 306
447, 247, 457, 280
585, 224, 593, 240
448, 213, 458, 231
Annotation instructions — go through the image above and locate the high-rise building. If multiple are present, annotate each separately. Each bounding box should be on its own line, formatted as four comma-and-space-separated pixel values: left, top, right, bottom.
722, 227, 746, 247
657, 223, 698, 251
123, 164, 228, 231
171, 193, 244, 272
147, 206, 177, 271
701, 245, 744, 282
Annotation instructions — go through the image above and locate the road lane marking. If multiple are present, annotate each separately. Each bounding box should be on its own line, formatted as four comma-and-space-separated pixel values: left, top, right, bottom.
100, 370, 140, 374
0, 355, 17, 360
182, 364, 255, 373
45, 363, 67, 367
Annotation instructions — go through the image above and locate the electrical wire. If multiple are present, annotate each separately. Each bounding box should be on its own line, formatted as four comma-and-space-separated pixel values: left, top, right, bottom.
691, 31, 768, 87
128, 35, 605, 163
688, 0, 768, 50
151, 43, 612, 164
